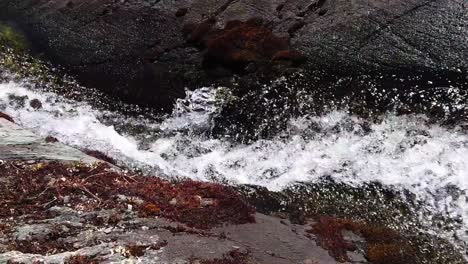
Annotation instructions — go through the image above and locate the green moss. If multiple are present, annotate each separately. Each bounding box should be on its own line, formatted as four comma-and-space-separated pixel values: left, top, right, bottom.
0, 22, 46, 81
0, 50, 51, 84
0, 23, 29, 52
0, 24, 57, 88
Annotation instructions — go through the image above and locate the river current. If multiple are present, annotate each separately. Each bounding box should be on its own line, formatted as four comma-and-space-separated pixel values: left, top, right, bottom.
1, 69, 468, 255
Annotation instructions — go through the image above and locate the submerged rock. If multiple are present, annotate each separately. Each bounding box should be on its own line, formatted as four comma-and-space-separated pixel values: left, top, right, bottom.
29, 98, 42, 109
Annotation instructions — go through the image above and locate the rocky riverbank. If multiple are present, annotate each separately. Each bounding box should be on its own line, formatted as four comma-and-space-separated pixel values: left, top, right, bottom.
0, 116, 340, 264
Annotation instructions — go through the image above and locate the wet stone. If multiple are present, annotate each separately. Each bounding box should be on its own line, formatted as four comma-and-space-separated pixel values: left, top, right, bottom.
29, 99, 42, 109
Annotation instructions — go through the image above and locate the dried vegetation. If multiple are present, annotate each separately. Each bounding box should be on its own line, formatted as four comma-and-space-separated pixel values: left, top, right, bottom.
0, 161, 255, 230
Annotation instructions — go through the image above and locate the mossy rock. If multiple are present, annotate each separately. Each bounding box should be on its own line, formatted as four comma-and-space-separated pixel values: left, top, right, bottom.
0, 22, 58, 87
0, 23, 29, 52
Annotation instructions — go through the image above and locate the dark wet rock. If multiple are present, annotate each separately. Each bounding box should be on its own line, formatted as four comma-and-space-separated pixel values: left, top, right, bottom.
81, 149, 117, 165
175, 8, 189, 18
45, 136, 59, 143
6, 94, 28, 108
0, 112, 14, 123
29, 98, 42, 109
0, 1, 188, 112
211, 68, 468, 142
0, 0, 466, 113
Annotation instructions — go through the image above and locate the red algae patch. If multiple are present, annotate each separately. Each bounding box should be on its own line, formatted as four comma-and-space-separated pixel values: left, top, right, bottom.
124, 240, 168, 258
204, 19, 304, 70
8, 238, 75, 256
0, 161, 255, 230
308, 216, 416, 263
308, 217, 357, 262
0, 111, 14, 123
184, 18, 306, 72
64, 255, 98, 264
190, 250, 255, 264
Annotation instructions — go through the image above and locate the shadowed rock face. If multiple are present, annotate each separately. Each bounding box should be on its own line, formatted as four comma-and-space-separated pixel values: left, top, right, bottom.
0, 0, 466, 111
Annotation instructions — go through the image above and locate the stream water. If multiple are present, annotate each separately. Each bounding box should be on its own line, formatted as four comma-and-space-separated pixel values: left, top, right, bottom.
1, 65, 468, 257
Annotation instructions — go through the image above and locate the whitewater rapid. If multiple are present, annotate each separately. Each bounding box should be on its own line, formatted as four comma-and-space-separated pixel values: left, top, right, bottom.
1, 79, 468, 245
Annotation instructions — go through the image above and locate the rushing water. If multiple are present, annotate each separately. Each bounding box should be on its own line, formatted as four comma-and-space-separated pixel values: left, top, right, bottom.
1, 71, 468, 254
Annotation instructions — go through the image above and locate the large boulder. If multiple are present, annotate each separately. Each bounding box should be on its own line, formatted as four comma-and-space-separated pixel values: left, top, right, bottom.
0, 0, 466, 112
291, 0, 468, 72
